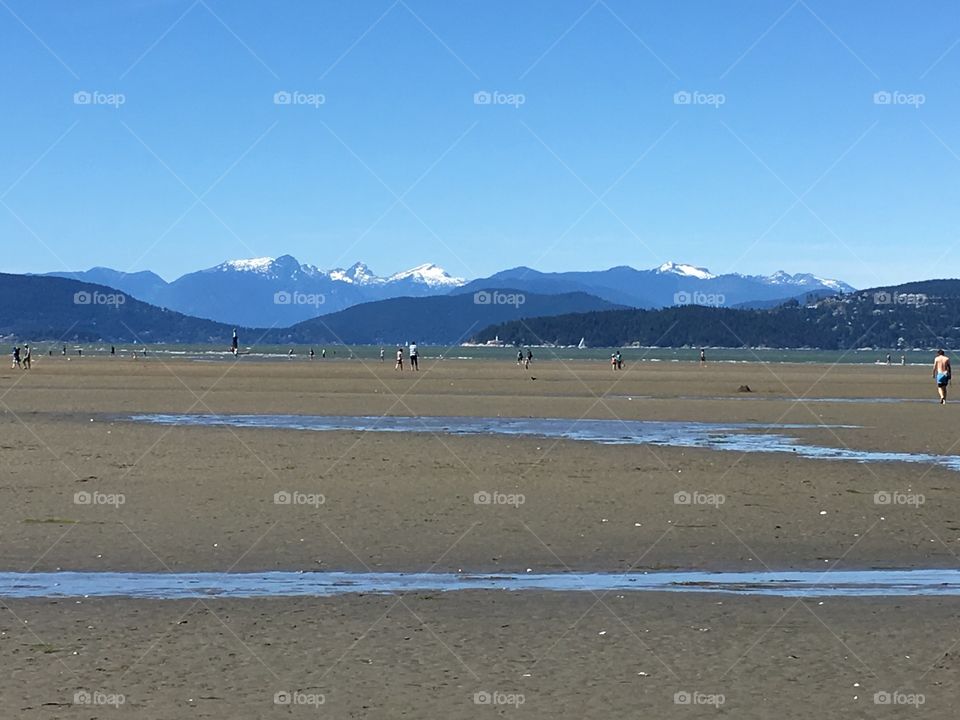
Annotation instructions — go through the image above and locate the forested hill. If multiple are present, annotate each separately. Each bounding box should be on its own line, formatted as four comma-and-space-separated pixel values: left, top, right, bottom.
476, 281, 960, 349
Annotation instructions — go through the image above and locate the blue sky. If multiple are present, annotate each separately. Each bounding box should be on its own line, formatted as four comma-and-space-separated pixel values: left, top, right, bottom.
1, 0, 958, 288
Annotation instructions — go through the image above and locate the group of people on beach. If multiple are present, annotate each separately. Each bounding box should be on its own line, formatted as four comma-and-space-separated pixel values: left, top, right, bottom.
610, 350, 623, 370
517, 349, 533, 369
393, 342, 419, 371
10, 345, 31, 370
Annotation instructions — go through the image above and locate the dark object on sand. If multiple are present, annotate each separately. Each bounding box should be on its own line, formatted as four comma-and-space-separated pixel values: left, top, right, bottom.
737, 385, 752, 393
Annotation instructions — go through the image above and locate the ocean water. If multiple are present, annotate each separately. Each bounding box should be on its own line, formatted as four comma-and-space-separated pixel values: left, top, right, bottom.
37, 344, 934, 365
3, 569, 960, 599
127, 414, 960, 473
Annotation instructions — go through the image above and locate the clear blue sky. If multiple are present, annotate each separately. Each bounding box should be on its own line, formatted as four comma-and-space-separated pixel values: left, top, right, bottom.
1, 0, 958, 288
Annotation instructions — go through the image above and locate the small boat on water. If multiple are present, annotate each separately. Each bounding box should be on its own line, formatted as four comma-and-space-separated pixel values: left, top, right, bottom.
577, 337, 587, 349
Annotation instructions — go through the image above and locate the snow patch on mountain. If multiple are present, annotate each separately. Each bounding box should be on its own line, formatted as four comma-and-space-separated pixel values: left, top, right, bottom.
220, 257, 276, 273
762, 271, 853, 292
387, 263, 466, 287
217, 257, 465, 288
656, 262, 717, 280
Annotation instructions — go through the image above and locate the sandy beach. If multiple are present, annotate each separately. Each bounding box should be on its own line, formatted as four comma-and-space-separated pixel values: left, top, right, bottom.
1, 356, 957, 717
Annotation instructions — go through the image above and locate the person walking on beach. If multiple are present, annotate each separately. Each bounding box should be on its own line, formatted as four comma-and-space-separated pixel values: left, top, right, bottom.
380, 347, 385, 362
934, 349, 952, 404
11, 346, 21, 369
901, 354, 906, 366
525, 349, 533, 369
517, 350, 524, 366
22, 345, 31, 370
231, 329, 239, 357
309, 348, 315, 360
615, 350, 622, 370
886, 353, 892, 365
700, 348, 706, 365
409, 341, 419, 371
395, 346, 404, 371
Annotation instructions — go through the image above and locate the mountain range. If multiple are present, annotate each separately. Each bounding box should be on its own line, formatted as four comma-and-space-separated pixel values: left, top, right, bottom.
46, 256, 465, 327
0, 273, 620, 346
479, 280, 960, 350
44, 256, 854, 327
2, 270, 952, 350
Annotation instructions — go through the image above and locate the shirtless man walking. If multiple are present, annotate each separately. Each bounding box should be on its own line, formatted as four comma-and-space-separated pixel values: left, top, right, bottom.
934, 349, 952, 404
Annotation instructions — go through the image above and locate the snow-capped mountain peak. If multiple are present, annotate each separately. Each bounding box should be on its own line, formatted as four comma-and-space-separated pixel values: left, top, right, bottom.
220, 257, 276, 273
215, 256, 465, 288
655, 261, 717, 280
328, 262, 385, 285
763, 270, 853, 292
387, 263, 466, 287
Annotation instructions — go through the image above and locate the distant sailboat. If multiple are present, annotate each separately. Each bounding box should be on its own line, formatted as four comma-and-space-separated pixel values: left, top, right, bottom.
577, 337, 587, 349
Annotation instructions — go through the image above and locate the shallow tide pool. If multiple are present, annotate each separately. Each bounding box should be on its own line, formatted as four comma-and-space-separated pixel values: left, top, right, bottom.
4, 569, 960, 599
126, 414, 960, 472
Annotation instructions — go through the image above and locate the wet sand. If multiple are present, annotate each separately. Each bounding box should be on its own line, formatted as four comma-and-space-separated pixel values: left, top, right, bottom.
1, 357, 958, 717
